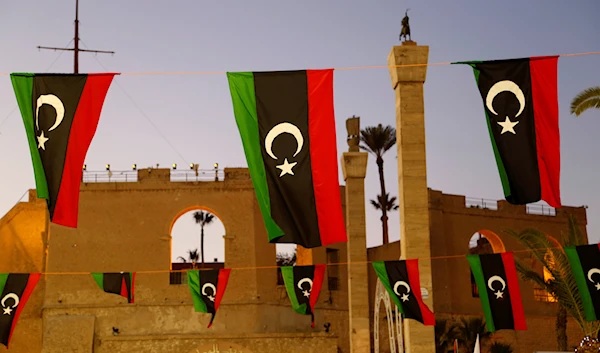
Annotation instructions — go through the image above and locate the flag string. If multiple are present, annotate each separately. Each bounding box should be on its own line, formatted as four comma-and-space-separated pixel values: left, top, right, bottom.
0, 50, 598, 76
23, 244, 569, 275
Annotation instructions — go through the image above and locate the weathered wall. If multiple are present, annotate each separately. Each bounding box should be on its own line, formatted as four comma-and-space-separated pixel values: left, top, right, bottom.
0, 191, 47, 353
0, 168, 350, 353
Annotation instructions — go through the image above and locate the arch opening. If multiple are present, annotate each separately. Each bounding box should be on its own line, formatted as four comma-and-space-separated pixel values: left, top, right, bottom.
169, 207, 226, 285
468, 230, 506, 298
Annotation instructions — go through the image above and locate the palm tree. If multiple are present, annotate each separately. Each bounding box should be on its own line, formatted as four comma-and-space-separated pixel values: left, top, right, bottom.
453, 317, 492, 353
360, 123, 397, 244
192, 211, 215, 268
435, 318, 457, 353
490, 341, 513, 353
177, 249, 200, 269
504, 215, 600, 349
570, 86, 600, 116
370, 193, 399, 214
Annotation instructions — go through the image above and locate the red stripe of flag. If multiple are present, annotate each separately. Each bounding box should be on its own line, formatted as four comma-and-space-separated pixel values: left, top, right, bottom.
7, 273, 41, 349
405, 259, 435, 326
309, 264, 326, 328
529, 56, 561, 208
53, 73, 117, 227
208, 268, 231, 328
500, 252, 527, 330
306, 69, 347, 246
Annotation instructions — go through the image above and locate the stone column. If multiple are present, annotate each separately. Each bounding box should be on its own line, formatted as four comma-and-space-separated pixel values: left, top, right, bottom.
388, 41, 435, 353
342, 116, 371, 353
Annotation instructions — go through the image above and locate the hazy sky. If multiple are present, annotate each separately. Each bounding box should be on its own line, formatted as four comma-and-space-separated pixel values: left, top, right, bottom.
0, 1, 599, 263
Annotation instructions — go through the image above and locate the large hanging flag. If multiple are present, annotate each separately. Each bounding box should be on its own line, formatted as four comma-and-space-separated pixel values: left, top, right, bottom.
226, 69, 347, 248
0, 273, 41, 348
467, 252, 526, 331
565, 244, 600, 321
187, 269, 231, 328
454, 57, 561, 208
281, 264, 325, 327
92, 272, 135, 303
10, 73, 118, 228
372, 260, 435, 325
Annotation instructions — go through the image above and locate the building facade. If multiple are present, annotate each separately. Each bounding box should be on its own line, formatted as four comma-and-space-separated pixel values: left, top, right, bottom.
0, 167, 588, 353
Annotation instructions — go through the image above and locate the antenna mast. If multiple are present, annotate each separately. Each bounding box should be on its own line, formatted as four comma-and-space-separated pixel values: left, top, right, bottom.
37, 0, 115, 73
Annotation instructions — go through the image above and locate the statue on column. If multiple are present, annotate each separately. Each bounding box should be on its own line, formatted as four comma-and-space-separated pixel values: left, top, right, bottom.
346, 115, 360, 152
399, 9, 412, 42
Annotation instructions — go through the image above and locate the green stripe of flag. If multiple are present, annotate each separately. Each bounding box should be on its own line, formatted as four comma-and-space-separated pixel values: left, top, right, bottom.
372, 261, 405, 315
565, 246, 596, 321
226, 72, 283, 241
281, 266, 307, 315
467, 254, 496, 332
10, 73, 49, 200
187, 270, 208, 313
91, 273, 103, 289
0, 274, 7, 294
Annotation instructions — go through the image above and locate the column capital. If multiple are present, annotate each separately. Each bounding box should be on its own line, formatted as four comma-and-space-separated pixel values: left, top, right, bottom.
342, 152, 368, 180
388, 43, 429, 88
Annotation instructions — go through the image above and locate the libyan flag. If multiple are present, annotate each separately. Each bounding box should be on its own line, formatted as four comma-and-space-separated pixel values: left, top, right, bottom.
467, 252, 526, 331
92, 272, 135, 303
187, 269, 231, 328
11, 73, 118, 228
0, 273, 41, 348
565, 244, 600, 321
453, 57, 561, 208
226, 69, 347, 248
281, 264, 325, 328
372, 260, 435, 325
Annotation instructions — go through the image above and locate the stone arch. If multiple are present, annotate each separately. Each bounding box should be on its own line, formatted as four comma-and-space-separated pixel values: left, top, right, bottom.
469, 229, 506, 253
169, 205, 227, 270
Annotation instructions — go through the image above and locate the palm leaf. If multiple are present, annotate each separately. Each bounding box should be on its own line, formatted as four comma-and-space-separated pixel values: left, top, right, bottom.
570, 86, 600, 116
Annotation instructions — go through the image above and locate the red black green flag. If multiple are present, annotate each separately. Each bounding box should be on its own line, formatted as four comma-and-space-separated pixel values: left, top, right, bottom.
187, 269, 231, 328
227, 69, 347, 248
467, 252, 527, 331
454, 57, 561, 208
281, 264, 325, 327
372, 260, 435, 325
92, 272, 135, 303
0, 273, 41, 348
565, 244, 600, 321
10, 73, 118, 228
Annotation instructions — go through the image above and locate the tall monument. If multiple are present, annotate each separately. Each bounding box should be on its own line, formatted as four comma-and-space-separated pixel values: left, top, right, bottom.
388, 17, 435, 353
342, 116, 371, 353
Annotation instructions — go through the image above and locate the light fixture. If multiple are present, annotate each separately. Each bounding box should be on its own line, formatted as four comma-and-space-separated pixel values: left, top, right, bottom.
83, 164, 87, 171
105, 164, 110, 171
172, 163, 177, 170
189, 163, 194, 170
214, 163, 219, 169
132, 164, 137, 171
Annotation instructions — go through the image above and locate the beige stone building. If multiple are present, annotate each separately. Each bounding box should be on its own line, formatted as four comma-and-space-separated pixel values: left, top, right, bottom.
0, 166, 588, 353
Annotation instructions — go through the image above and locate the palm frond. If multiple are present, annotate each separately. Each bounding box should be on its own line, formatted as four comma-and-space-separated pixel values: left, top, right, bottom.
503, 224, 596, 334
359, 124, 396, 158
570, 86, 600, 116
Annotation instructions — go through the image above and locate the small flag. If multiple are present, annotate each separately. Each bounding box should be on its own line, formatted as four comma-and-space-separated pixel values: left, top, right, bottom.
227, 70, 347, 248
372, 260, 435, 325
467, 252, 526, 331
0, 273, 41, 348
11, 72, 118, 227
281, 265, 325, 327
565, 244, 600, 321
187, 269, 231, 328
454, 57, 561, 207
92, 272, 135, 303
473, 334, 480, 353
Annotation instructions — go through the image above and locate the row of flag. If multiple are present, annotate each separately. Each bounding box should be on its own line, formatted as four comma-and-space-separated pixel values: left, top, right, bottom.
3, 242, 600, 347
8, 55, 562, 250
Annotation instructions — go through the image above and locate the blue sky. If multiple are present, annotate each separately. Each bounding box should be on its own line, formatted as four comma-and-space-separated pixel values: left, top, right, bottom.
0, 0, 598, 263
